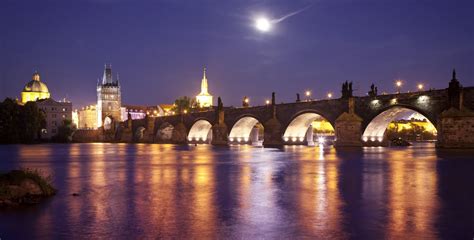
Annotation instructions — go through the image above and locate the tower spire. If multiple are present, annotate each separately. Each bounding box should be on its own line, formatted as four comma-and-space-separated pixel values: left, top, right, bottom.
452, 68, 457, 80
200, 67, 208, 94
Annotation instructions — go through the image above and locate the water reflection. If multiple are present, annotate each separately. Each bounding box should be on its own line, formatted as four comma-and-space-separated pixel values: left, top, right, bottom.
0, 143, 472, 239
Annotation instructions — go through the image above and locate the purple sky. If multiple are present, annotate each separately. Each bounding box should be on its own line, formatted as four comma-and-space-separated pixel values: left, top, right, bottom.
1, 0, 473, 108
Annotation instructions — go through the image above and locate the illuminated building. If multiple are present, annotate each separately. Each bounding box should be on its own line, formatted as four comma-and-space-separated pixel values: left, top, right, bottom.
77, 105, 98, 129
21, 71, 51, 104
97, 64, 122, 128
195, 68, 213, 108
36, 98, 72, 139
120, 104, 174, 120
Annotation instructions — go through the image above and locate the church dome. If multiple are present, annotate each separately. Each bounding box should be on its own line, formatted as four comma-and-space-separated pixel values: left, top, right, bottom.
23, 72, 49, 93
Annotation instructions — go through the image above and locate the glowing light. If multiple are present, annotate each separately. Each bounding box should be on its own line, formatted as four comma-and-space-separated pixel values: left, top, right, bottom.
391, 98, 398, 104
327, 93, 332, 99
183, 109, 188, 114
363, 137, 368, 142
284, 137, 289, 142
305, 90, 311, 97
291, 137, 297, 142
377, 137, 383, 142
265, 100, 270, 105
244, 137, 249, 142
229, 137, 234, 142
255, 17, 271, 32
188, 137, 192, 141
418, 84, 424, 90
396, 80, 402, 87
244, 98, 249, 103
298, 137, 304, 142
370, 137, 375, 142
237, 138, 241, 142
318, 136, 325, 144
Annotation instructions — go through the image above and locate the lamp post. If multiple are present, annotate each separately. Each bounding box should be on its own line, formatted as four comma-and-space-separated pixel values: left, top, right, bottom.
327, 92, 333, 99
305, 90, 311, 101
396, 80, 402, 94
417, 83, 424, 91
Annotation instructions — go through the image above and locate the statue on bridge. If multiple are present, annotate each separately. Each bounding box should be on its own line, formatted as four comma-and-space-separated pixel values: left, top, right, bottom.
368, 83, 378, 97
341, 81, 353, 99
296, 93, 301, 102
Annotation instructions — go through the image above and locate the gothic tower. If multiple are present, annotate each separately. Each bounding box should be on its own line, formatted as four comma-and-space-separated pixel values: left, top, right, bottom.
97, 64, 122, 128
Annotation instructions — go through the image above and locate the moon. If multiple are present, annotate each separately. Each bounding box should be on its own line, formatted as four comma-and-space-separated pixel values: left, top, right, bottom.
255, 17, 271, 32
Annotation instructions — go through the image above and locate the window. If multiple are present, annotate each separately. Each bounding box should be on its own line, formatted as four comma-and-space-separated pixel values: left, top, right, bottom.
52, 114, 57, 118
51, 128, 57, 134
62, 108, 66, 111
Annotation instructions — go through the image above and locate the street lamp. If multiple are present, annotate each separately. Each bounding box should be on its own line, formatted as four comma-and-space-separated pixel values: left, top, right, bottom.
417, 83, 424, 91
305, 90, 311, 101
183, 109, 188, 114
327, 92, 333, 99
396, 80, 402, 93
265, 99, 270, 105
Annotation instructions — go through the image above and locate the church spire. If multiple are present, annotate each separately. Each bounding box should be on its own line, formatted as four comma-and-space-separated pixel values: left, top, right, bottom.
200, 67, 208, 95
452, 68, 457, 80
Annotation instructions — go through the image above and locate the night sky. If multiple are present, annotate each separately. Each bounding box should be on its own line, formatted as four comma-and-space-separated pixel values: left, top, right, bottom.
1, 0, 473, 108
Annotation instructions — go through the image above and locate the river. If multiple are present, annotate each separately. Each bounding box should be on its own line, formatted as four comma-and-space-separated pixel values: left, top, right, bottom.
0, 143, 473, 239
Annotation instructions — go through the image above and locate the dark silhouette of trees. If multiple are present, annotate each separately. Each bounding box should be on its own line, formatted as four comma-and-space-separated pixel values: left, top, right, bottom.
0, 98, 45, 144
52, 119, 75, 142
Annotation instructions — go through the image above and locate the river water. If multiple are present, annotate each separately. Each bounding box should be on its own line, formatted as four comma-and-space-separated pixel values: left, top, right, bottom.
0, 143, 473, 239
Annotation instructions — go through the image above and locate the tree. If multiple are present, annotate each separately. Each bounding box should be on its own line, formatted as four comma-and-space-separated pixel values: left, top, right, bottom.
0, 98, 45, 144
52, 119, 75, 142
171, 96, 196, 114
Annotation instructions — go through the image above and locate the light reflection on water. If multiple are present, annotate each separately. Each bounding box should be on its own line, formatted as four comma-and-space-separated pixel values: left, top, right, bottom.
0, 143, 473, 239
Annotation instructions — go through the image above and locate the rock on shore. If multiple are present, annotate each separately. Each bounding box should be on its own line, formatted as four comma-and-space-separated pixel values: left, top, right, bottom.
0, 169, 57, 206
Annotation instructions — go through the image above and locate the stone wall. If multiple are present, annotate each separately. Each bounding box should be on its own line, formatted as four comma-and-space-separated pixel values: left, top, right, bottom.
437, 108, 474, 148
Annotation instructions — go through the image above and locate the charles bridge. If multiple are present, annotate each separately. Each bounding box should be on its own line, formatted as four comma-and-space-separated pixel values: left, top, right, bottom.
73, 72, 474, 148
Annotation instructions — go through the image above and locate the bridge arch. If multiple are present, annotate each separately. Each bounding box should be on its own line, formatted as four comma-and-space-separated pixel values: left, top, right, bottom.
103, 116, 113, 130
155, 122, 174, 141
362, 105, 437, 143
134, 126, 146, 142
283, 110, 335, 145
228, 115, 264, 145
188, 118, 213, 143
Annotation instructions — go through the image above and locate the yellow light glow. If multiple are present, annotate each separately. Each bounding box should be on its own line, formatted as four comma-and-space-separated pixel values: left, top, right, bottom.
418, 84, 424, 90
244, 98, 249, 103
305, 90, 311, 96
327, 93, 332, 98
396, 80, 402, 87
265, 100, 270, 105
183, 109, 188, 114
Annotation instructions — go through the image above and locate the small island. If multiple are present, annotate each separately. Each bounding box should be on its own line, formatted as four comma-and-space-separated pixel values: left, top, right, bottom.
0, 169, 56, 207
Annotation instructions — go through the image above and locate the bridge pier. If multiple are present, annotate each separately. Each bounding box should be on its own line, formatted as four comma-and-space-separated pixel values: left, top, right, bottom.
263, 118, 283, 147
334, 113, 363, 147
211, 123, 228, 145
172, 122, 187, 144
437, 107, 474, 148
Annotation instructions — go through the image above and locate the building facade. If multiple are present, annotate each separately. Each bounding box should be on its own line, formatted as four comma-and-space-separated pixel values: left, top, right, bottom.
36, 98, 73, 139
97, 64, 122, 128
21, 72, 51, 104
195, 68, 213, 108
77, 105, 99, 129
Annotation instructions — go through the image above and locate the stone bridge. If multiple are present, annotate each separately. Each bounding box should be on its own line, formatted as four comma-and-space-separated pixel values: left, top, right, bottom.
86, 72, 474, 148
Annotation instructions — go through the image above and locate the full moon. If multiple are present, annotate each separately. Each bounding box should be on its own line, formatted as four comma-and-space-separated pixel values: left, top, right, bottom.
255, 18, 271, 32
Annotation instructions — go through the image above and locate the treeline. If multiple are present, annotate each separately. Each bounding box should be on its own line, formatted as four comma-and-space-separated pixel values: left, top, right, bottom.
0, 98, 45, 144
